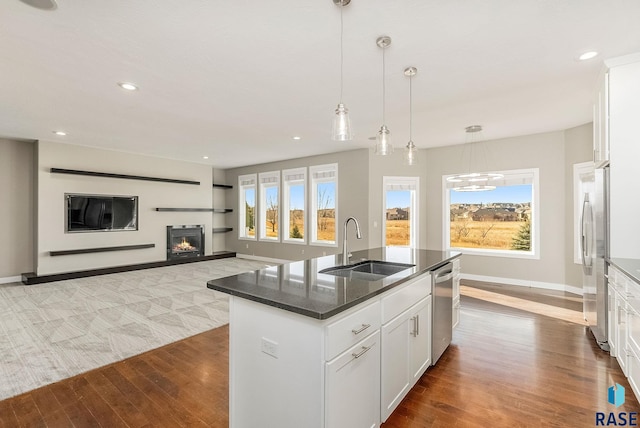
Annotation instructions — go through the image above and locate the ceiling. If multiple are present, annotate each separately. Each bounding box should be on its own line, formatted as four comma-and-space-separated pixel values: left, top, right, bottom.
1, 1, 640, 169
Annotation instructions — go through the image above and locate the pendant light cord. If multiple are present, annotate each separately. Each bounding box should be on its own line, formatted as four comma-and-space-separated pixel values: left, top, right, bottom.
409, 74, 412, 141
339, 1, 344, 103
382, 45, 386, 125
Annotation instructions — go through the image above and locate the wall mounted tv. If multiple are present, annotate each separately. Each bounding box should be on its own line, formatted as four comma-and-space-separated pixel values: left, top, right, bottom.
66, 194, 138, 232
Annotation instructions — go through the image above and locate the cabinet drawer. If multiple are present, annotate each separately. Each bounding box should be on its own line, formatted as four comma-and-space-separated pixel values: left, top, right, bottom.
325, 301, 381, 361
453, 258, 461, 275
382, 275, 431, 324
628, 305, 640, 358
325, 331, 380, 428
627, 278, 640, 313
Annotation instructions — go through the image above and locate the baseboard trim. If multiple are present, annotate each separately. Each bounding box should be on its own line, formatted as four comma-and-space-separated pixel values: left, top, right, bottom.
0, 276, 22, 285
461, 273, 583, 296
236, 254, 291, 265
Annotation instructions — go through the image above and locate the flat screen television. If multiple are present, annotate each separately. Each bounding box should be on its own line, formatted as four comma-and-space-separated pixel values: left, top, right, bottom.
66, 194, 138, 232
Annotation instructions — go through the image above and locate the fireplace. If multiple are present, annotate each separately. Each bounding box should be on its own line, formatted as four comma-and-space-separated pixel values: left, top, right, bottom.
166, 225, 204, 260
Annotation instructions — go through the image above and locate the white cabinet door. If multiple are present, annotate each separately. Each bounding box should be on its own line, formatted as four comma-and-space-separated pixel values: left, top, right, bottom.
381, 308, 411, 422
325, 331, 380, 428
593, 70, 609, 166
409, 296, 431, 382
381, 296, 431, 422
618, 300, 629, 376
609, 286, 618, 358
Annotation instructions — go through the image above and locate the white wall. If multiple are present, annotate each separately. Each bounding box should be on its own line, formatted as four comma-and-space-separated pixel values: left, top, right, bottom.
36, 141, 214, 275
0, 138, 34, 280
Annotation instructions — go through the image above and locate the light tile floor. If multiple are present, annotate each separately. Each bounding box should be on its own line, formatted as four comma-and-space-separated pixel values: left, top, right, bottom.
0, 257, 270, 400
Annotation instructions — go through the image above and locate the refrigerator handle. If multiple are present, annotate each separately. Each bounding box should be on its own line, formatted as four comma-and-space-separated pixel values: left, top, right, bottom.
581, 195, 593, 275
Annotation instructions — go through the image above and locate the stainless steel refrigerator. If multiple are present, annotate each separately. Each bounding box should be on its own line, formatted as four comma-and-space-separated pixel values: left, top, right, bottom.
581, 165, 610, 351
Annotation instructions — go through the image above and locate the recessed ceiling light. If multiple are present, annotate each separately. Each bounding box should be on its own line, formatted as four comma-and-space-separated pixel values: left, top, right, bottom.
292, 136, 302, 140
53, 130, 67, 136
203, 156, 209, 159
579, 51, 599, 61
118, 82, 138, 91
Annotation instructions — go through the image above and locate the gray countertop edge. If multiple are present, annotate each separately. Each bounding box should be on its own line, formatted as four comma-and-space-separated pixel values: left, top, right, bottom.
207, 251, 461, 320
608, 257, 640, 285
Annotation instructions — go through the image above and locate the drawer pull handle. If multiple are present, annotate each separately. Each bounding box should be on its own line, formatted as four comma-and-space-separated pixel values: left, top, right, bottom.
352, 324, 371, 335
352, 345, 372, 359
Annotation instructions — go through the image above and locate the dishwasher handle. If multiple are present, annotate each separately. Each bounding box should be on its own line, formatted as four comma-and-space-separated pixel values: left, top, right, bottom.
433, 263, 454, 283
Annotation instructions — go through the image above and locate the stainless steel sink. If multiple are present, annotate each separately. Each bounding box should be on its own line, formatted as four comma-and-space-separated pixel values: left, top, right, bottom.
319, 260, 415, 281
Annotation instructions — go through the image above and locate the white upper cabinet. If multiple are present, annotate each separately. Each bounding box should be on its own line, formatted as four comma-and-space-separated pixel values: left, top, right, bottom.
605, 53, 640, 259
592, 67, 609, 167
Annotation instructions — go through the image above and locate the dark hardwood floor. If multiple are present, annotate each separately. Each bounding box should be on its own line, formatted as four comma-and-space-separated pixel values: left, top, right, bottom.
1, 281, 637, 427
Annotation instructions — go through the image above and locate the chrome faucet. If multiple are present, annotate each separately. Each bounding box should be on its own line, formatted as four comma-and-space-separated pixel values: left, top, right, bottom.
342, 216, 362, 265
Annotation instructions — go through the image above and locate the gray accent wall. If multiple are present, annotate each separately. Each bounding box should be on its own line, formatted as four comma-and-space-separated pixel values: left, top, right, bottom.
225, 149, 370, 261
425, 126, 591, 288
0, 138, 35, 279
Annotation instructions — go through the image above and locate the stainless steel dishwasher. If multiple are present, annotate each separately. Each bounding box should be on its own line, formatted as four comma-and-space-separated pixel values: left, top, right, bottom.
431, 262, 454, 364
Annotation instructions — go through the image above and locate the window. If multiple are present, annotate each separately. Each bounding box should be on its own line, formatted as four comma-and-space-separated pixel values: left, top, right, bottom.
310, 164, 338, 246
444, 168, 539, 258
259, 171, 280, 242
383, 177, 419, 248
282, 167, 306, 243
238, 174, 257, 240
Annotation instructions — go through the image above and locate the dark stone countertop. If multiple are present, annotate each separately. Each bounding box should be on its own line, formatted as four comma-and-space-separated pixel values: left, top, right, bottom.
609, 258, 640, 285
207, 247, 461, 320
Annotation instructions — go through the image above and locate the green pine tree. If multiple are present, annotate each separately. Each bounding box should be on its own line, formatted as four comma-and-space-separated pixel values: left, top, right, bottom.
291, 224, 303, 239
511, 220, 531, 251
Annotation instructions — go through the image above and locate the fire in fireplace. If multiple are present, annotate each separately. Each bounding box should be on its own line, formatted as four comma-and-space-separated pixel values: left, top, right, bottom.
166, 225, 204, 260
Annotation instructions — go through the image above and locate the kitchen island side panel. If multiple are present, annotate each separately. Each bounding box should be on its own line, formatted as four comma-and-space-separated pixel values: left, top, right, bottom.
229, 297, 324, 428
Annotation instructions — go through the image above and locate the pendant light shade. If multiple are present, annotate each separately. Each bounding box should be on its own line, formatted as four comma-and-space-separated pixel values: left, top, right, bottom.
375, 36, 392, 155
403, 66, 418, 165
331, 0, 353, 141
333, 103, 352, 141
446, 125, 504, 191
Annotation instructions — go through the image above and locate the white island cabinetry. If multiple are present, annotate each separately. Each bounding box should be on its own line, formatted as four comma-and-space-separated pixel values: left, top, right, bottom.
227, 271, 434, 428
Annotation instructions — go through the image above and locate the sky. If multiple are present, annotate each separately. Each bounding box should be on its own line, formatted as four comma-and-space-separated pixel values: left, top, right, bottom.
386, 191, 411, 209
450, 184, 532, 204
289, 184, 305, 209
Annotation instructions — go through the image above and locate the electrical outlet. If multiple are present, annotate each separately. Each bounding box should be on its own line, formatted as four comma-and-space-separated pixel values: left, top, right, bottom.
373, 221, 378, 228
301, 249, 305, 254
322, 251, 326, 256
246, 243, 249, 249
261, 337, 278, 358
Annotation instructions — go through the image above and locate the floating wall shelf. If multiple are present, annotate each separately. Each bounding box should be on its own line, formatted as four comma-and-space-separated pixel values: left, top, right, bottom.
50, 243, 155, 257
50, 168, 200, 185
213, 183, 233, 189
155, 208, 218, 212
213, 228, 233, 233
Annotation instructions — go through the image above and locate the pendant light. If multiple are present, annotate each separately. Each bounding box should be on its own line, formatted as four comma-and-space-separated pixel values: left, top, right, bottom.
446, 125, 504, 191
375, 36, 393, 155
331, 0, 353, 141
403, 66, 418, 165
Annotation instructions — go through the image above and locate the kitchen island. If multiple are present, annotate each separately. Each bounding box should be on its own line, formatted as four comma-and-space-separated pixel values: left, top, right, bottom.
207, 247, 461, 428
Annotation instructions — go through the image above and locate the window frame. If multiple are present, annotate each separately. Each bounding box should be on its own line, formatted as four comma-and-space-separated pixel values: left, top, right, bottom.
238, 173, 257, 241
258, 171, 281, 242
282, 167, 307, 245
382, 176, 420, 248
442, 167, 540, 259
310, 163, 338, 247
